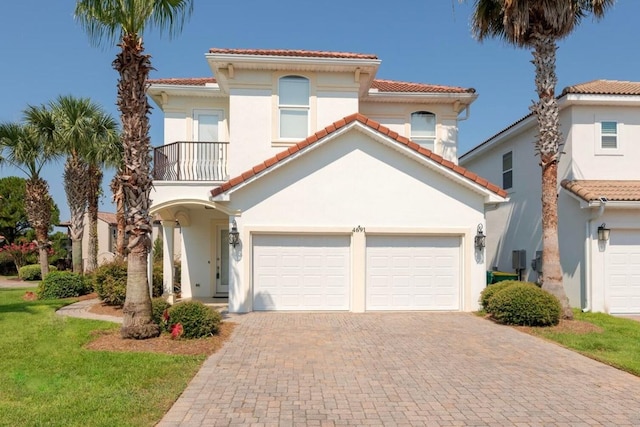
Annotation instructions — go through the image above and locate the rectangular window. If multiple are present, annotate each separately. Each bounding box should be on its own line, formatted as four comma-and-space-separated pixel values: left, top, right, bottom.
601, 121, 618, 149
279, 76, 309, 139
502, 151, 513, 190
411, 111, 436, 151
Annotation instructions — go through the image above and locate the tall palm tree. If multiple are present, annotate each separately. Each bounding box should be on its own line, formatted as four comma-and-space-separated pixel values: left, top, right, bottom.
84, 119, 121, 273
75, 0, 194, 339
110, 165, 127, 261
0, 119, 58, 277
471, 0, 613, 318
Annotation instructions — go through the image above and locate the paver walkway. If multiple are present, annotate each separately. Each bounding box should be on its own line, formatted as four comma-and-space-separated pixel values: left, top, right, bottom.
159, 312, 640, 426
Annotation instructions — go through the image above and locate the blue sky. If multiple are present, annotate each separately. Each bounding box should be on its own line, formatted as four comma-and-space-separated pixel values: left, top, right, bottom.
0, 0, 638, 222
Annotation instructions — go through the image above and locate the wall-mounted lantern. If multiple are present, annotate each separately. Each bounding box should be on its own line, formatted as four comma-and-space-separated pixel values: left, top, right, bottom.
228, 220, 240, 248
475, 224, 486, 250
597, 223, 611, 243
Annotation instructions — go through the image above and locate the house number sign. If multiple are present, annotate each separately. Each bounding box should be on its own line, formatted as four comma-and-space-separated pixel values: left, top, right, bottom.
352, 225, 365, 233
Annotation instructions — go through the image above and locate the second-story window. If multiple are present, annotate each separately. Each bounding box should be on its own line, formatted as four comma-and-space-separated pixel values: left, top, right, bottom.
410, 111, 436, 150
502, 151, 513, 190
279, 76, 309, 139
600, 121, 618, 149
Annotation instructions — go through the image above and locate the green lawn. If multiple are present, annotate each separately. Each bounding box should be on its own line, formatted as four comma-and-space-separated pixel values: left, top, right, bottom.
527, 309, 640, 376
0, 288, 206, 427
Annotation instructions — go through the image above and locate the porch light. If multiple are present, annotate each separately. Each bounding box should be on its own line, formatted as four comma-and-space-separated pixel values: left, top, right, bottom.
228, 220, 240, 248
475, 224, 486, 250
597, 223, 611, 242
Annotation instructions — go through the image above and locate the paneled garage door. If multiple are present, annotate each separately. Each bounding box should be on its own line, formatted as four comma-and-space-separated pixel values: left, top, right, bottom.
252, 234, 351, 311
607, 230, 640, 314
366, 235, 461, 311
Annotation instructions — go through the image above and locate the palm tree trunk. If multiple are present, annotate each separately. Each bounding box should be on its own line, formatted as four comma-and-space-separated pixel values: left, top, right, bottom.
64, 156, 89, 274
530, 31, 573, 319
111, 172, 127, 261
86, 164, 102, 273
115, 34, 160, 339
24, 177, 52, 277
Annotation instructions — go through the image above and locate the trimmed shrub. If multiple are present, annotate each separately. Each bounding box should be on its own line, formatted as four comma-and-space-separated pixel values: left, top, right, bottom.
93, 260, 127, 306
38, 271, 90, 299
152, 263, 164, 298
480, 280, 520, 311
489, 282, 561, 326
152, 297, 172, 329
19, 264, 57, 281
167, 301, 221, 339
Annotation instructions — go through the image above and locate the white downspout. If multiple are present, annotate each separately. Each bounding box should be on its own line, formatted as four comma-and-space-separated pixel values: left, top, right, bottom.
583, 197, 607, 312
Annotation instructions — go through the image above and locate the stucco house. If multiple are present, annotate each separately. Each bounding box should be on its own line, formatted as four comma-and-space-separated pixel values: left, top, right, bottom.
147, 48, 507, 313
460, 80, 640, 315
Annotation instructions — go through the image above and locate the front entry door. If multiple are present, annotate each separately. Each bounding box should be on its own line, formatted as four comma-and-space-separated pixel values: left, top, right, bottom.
216, 227, 229, 296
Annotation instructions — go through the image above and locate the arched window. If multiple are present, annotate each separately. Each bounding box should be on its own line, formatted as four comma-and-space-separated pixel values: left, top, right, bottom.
279, 76, 309, 139
410, 111, 436, 150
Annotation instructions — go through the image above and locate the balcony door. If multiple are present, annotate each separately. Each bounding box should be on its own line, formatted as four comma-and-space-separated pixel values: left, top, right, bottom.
193, 110, 223, 180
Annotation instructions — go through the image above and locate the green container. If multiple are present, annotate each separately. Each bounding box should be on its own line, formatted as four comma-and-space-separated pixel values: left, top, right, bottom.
486, 271, 519, 285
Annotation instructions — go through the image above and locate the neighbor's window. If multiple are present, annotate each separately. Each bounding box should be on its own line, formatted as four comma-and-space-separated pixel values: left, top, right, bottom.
279, 76, 309, 139
502, 151, 513, 190
600, 121, 618, 149
410, 111, 436, 150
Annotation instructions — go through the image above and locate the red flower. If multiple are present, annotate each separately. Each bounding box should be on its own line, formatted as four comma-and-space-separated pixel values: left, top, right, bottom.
170, 323, 183, 339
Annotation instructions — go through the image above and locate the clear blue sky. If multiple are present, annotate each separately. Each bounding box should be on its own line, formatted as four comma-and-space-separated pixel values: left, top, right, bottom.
1, 0, 638, 223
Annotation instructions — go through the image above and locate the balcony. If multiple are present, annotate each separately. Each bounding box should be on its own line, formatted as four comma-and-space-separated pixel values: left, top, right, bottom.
153, 141, 229, 181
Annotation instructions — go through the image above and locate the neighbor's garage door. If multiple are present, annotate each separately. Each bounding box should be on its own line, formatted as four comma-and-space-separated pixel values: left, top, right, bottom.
607, 230, 640, 314
252, 234, 350, 311
366, 235, 461, 311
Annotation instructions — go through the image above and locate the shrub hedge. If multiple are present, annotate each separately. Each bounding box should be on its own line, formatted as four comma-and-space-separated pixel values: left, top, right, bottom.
488, 282, 561, 326
19, 264, 57, 281
480, 280, 520, 311
93, 261, 164, 306
167, 301, 221, 339
38, 271, 90, 299
151, 297, 172, 328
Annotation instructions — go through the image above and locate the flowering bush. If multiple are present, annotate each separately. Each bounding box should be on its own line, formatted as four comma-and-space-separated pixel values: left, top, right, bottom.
166, 301, 222, 339
0, 241, 38, 271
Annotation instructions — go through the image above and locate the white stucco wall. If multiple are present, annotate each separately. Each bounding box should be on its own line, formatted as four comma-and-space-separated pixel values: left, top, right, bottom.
461, 102, 640, 309
222, 128, 490, 313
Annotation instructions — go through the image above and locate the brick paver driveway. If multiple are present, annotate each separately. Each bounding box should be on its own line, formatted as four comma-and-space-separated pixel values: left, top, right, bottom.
159, 313, 640, 426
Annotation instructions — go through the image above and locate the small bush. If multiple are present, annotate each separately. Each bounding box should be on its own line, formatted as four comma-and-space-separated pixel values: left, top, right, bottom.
480, 280, 520, 311
38, 271, 90, 299
152, 297, 172, 328
167, 301, 221, 339
152, 263, 164, 298
93, 260, 127, 306
489, 282, 561, 326
19, 264, 57, 281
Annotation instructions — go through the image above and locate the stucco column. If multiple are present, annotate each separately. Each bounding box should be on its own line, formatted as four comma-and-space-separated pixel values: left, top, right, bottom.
161, 220, 175, 302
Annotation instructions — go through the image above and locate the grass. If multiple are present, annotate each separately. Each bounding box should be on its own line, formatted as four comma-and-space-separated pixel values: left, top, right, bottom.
0, 288, 207, 427
525, 309, 640, 376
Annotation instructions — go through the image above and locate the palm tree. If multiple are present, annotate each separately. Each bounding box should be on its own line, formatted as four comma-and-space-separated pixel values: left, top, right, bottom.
471, 0, 613, 318
75, 0, 194, 339
0, 119, 58, 277
84, 119, 121, 273
110, 165, 127, 261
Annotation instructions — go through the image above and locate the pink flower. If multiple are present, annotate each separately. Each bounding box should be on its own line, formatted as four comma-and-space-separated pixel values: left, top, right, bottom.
170, 323, 183, 339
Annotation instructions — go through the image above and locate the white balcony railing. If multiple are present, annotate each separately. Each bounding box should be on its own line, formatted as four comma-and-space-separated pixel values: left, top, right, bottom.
153, 141, 229, 181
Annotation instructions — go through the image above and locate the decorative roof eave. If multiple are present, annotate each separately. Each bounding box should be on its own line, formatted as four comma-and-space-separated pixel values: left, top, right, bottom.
210, 113, 507, 204
147, 84, 224, 109
364, 91, 478, 105
206, 51, 380, 95
561, 180, 640, 208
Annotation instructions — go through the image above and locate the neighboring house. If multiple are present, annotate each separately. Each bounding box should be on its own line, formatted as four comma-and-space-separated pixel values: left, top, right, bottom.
147, 48, 507, 313
61, 212, 118, 269
460, 80, 640, 315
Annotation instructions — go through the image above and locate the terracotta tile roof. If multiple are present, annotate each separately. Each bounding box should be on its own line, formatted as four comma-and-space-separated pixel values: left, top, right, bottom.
372, 79, 475, 94
97, 212, 118, 225
211, 113, 507, 199
147, 77, 217, 86
562, 80, 640, 96
208, 48, 378, 60
561, 180, 640, 202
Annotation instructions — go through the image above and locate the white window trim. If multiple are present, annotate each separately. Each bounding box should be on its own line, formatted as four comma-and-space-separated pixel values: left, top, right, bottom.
410, 111, 437, 152
272, 73, 315, 144
193, 109, 225, 142
594, 117, 623, 156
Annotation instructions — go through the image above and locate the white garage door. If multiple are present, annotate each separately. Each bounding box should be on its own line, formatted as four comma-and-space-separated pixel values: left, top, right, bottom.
607, 230, 640, 314
252, 234, 350, 311
366, 235, 460, 311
